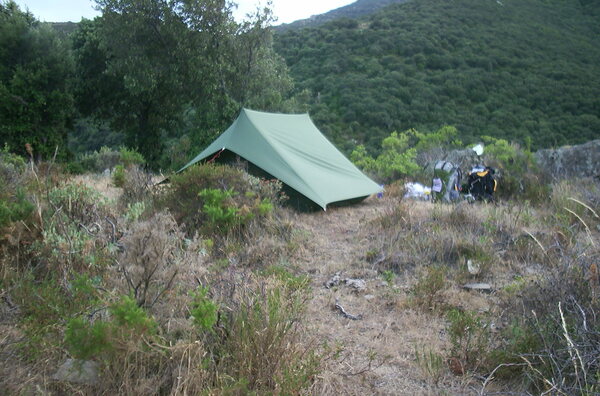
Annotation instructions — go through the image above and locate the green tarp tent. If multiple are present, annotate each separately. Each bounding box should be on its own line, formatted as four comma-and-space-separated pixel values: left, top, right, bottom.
179, 108, 382, 210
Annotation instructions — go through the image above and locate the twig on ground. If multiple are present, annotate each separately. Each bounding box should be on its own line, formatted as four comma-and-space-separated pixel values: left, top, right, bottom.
334, 299, 362, 320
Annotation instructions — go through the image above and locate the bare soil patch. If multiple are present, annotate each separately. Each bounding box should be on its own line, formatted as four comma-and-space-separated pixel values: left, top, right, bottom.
290, 197, 474, 395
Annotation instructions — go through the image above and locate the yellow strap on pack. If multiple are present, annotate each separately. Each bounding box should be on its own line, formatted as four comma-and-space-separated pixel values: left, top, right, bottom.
476, 170, 489, 177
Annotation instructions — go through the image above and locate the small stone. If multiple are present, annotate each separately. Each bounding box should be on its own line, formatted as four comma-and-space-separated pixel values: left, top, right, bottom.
325, 272, 341, 288
467, 259, 480, 275
364, 294, 375, 300
345, 278, 366, 291
462, 283, 492, 292
53, 359, 99, 385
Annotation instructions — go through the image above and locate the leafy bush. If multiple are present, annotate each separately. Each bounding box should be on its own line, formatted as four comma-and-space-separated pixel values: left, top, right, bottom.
119, 146, 145, 168
77, 146, 122, 172
12, 273, 101, 359
351, 130, 420, 183
65, 317, 111, 359
0, 150, 32, 229
410, 266, 447, 311
74, 146, 145, 173
446, 309, 489, 374
482, 136, 549, 202
211, 276, 318, 393
160, 163, 278, 237
0, 189, 33, 229
190, 286, 219, 332
65, 295, 156, 360
112, 164, 125, 187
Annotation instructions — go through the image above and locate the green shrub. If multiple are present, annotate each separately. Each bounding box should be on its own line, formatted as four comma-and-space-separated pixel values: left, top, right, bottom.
415, 344, 445, 385
259, 263, 310, 292
214, 277, 318, 393
481, 136, 548, 202
190, 286, 219, 332
410, 266, 447, 311
110, 295, 156, 334
446, 309, 489, 373
47, 182, 108, 224
0, 189, 33, 228
351, 130, 420, 182
119, 146, 145, 168
65, 317, 112, 359
12, 273, 101, 359
161, 163, 277, 237
64, 295, 157, 361
77, 146, 121, 172
112, 164, 126, 187
74, 146, 145, 173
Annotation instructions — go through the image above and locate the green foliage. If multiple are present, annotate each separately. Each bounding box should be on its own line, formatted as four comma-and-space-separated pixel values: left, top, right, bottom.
72, 2, 292, 167
12, 273, 101, 359
112, 165, 125, 187
64, 295, 157, 360
0, 189, 33, 228
118, 146, 145, 168
259, 264, 310, 292
274, 0, 600, 153
190, 286, 218, 332
381, 270, 395, 285
446, 309, 489, 372
414, 125, 462, 152
482, 136, 548, 201
215, 278, 317, 393
0, 1, 74, 160
351, 130, 420, 182
415, 344, 444, 386
199, 188, 248, 233
124, 201, 146, 223
410, 266, 446, 311
65, 317, 111, 359
161, 164, 278, 236
109, 295, 156, 334
73, 146, 145, 173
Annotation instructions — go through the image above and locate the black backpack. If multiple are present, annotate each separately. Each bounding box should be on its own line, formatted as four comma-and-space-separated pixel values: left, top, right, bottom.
466, 166, 496, 201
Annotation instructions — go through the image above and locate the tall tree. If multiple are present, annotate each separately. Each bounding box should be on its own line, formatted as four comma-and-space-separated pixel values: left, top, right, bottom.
0, 1, 74, 159
76, 0, 292, 167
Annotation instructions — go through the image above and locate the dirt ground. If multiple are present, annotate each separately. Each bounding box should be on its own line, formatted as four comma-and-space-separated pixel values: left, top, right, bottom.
288, 196, 479, 395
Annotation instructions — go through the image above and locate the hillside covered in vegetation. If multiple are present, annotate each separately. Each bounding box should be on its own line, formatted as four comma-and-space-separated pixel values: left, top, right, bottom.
274, 0, 600, 154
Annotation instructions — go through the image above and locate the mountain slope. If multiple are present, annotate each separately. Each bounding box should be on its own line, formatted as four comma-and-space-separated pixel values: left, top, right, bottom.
275, 0, 409, 31
274, 0, 600, 153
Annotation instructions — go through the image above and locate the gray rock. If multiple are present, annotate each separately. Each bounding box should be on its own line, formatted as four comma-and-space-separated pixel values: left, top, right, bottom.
345, 278, 367, 291
53, 359, 99, 385
325, 272, 341, 288
535, 139, 600, 179
102, 168, 111, 177
462, 283, 493, 292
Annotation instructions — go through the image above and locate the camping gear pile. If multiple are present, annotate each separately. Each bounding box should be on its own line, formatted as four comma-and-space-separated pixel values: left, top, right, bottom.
431, 161, 462, 202
429, 161, 497, 203
404, 182, 431, 201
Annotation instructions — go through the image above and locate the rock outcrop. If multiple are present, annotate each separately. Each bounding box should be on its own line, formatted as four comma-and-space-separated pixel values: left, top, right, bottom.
535, 140, 600, 179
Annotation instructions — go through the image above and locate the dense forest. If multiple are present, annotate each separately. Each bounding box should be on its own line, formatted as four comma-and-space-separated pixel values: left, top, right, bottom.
275, 0, 408, 31
0, 0, 295, 168
274, 0, 600, 154
1, 0, 599, 169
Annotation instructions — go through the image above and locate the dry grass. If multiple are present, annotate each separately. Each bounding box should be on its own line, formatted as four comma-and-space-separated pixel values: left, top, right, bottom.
3, 170, 599, 395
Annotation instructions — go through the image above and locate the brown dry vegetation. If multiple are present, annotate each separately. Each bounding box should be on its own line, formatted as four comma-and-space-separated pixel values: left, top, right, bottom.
1, 160, 599, 395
